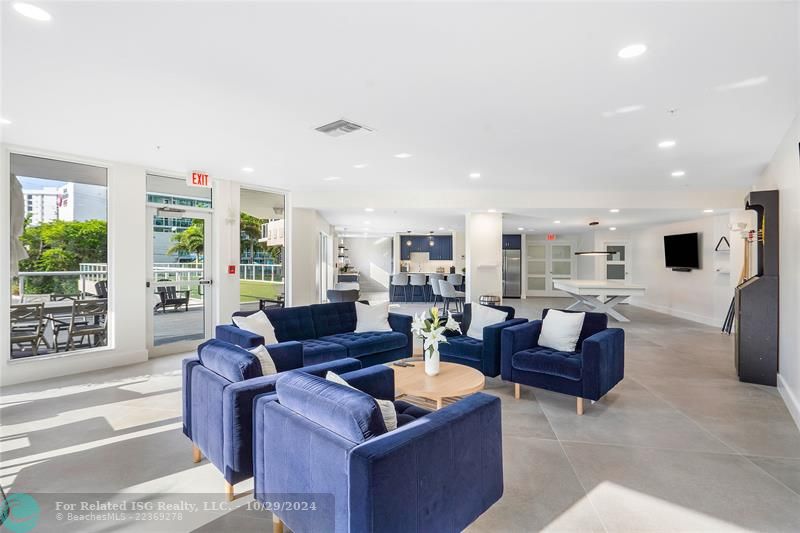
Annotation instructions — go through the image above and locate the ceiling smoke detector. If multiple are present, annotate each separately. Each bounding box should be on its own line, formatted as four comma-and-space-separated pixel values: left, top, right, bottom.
315, 118, 372, 137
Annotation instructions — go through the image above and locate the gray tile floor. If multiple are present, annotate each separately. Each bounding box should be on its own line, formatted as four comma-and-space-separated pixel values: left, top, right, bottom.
2, 298, 799, 532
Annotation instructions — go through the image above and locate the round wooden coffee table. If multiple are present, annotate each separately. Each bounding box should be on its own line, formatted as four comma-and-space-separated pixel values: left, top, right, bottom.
390, 360, 485, 409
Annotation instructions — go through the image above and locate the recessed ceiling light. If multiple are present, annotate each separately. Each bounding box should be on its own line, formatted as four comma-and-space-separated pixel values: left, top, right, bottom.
469, 172, 481, 179
488, 209, 497, 213
364, 207, 374, 212
716, 76, 768, 92
353, 163, 368, 169
394, 153, 412, 159
438, 227, 445, 231
363, 221, 371, 225
602, 105, 645, 118
703, 209, 714, 213
658, 140, 677, 149
553, 220, 561, 224
671, 170, 686, 177
610, 227, 617, 231
323, 176, 341, 181
13, 2, 52, 21
618, 43, 647, 59
241, 167, 254, 173
0, 118, 11, 125
609, 208, 620, 213
517, 227, 524, 231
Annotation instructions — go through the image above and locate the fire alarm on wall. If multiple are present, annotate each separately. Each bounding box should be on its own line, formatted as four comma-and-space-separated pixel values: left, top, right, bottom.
228, 265, 236, 274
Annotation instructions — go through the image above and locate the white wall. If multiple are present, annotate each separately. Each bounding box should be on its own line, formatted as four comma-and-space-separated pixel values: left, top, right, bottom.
211, 179, 242, 322
2, 147, 148, 386
465, 212, 502, 303
576, 215, 741, 327
342, 237, 392, 292
453, 231, 466, 272
290, 208, 334, 306
755, 111, 800, 428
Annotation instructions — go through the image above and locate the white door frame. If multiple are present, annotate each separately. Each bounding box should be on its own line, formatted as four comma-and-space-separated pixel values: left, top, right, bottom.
146, 206, 214, 356
318, 231, 332, 303
525, 239, 577, 297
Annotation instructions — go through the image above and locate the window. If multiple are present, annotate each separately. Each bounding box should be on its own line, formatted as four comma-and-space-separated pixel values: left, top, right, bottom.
10, 154, 109, 359
239, 188, 286, 309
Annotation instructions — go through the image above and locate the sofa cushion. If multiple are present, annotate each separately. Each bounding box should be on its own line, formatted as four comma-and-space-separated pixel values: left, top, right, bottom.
300, 339, 348, 366
276, 371, 387, 443
511, 346, 582, 381
198, 339, 261, 382
354, 301, 392, 333
319, 331, 408, 359
232, 311, 278, 345
263, 306, 317, 342
466, 304, 509, 340
310, 302, 357, 337
539, 310, 585, 352
439, 335, 483, 362
326, 371, 397, 431
394, 400, 431, 427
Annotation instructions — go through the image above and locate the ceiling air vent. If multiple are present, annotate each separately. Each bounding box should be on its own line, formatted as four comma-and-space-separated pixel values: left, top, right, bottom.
315, 119, 372, 137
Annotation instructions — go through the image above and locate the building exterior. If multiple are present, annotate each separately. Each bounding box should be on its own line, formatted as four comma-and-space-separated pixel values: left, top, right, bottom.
22, 182, 107, 225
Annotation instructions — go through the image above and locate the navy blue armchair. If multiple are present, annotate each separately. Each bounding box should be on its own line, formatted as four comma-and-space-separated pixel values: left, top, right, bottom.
501, 309, 624, 414
216, 301, 413, 367
440, 303, 527, 377
254, 369, 504, 533
182, 339, 363, 500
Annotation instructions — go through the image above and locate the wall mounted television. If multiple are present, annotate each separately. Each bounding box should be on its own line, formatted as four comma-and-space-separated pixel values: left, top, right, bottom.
664, 232, 700, 270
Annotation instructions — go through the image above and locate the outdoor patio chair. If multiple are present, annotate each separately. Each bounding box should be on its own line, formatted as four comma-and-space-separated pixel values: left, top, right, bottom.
63, 299, 108, 351
11, 303, 46, 357
155, 286, 190, 313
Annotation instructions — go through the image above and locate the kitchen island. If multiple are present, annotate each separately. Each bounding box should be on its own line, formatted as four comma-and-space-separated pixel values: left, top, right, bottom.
389, 273, 465, 302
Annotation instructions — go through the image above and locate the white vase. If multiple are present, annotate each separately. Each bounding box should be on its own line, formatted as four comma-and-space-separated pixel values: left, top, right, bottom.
425, 348, 440, 376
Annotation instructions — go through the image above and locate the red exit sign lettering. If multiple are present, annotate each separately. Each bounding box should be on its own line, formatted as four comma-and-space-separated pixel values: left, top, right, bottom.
187, 171, 212, 188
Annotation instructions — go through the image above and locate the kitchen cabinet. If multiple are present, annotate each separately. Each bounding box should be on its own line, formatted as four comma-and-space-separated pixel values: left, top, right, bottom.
401, 235, 453, 260
502, 234, 522, 250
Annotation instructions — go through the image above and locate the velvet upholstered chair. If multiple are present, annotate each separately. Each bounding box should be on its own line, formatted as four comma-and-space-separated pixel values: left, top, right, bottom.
182, 339, 364, 500
254, 368, 504, 533
501, 309, 624, 414
439, 303, 527, 377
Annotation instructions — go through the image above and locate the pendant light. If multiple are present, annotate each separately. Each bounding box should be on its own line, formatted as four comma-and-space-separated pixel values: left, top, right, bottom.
574, 221, 618, 257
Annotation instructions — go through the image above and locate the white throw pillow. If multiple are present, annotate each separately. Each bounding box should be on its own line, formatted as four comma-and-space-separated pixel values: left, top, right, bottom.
466, 304, 509, 340
232, 312, 278, 345
326, 371, 397, 431
538, 310, 586, 352
248, 345, 278, 376
354, 301, 392, 333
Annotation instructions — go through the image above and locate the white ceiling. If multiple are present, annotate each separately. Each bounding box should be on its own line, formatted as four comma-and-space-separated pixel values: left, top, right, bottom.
1, 2, 797, 197
320, 207, 729, 237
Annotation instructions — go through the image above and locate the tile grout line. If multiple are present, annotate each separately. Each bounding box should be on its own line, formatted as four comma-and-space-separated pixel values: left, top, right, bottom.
530, 387, 611, 533
632, 376, 800, 499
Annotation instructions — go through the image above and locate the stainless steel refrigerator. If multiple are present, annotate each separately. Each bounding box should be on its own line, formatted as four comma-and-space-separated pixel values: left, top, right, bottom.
502, 249, 522, 298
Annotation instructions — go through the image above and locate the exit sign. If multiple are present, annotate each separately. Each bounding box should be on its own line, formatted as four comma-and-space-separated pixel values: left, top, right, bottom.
187, 171, 212, 188
546, 233, 557, 241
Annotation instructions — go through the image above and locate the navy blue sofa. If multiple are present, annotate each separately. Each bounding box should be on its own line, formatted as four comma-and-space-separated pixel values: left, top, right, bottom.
440, 303, 527, 377
215, 301, 413, 367
254, 368, 503, 533
501, 309, 624, 414
182, 338, 364, 499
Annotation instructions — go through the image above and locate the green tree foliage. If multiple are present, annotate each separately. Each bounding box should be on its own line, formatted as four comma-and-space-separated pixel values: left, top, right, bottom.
167, 221, 205, 259
240, 211, 282, 264
17, 218, 107, 294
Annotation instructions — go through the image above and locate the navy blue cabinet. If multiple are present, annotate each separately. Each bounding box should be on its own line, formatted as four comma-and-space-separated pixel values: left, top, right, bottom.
401, 235, 453, 260
503, 234, 522, 250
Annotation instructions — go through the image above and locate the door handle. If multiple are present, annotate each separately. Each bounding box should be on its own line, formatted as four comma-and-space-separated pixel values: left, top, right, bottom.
199, 279, 212, 285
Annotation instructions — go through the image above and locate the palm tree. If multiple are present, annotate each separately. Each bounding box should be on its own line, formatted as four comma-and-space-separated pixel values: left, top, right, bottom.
240, 212, 262, 262
168, 222, 204, 261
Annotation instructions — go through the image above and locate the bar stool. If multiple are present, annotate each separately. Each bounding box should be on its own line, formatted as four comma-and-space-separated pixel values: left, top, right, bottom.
409, 273, 427, 302
447, 273, 464, 292
391, 273, 410, 302
439, 279, 466, 314
428, 273, 444, 302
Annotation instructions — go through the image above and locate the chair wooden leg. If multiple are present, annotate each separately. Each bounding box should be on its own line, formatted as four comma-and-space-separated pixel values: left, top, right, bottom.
514, 383, 520, 400
224, 481, 234, 501
192, 444, 202, 463
273, 514, 284, 533
576, 397, 584, 415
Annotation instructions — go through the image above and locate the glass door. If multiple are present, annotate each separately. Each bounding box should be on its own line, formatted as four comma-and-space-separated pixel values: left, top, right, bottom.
604, 242, 630, 281
549, 243, 574, 293
526, 242, 547, 296
146, 207, 213, 354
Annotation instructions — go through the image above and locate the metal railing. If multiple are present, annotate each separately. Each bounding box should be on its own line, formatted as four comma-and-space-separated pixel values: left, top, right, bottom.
15, 268, 108, 303
239, 263, 283, 282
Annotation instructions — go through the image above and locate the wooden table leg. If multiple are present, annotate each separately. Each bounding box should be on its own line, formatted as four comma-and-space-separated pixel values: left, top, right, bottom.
436, 398, 443, 410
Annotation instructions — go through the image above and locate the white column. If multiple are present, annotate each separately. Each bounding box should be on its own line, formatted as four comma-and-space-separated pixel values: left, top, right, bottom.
211, 179, 241, 323
452, 230, 466, 273
465, 212, 503, 303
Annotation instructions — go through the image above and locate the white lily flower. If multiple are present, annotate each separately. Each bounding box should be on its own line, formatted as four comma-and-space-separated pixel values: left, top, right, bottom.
411, 313, 427, 335
421, 326, 447, 351
445, 313, 462, 333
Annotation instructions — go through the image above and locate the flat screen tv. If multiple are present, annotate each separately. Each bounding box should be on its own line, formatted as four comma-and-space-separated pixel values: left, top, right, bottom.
664, 232, 700, 270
